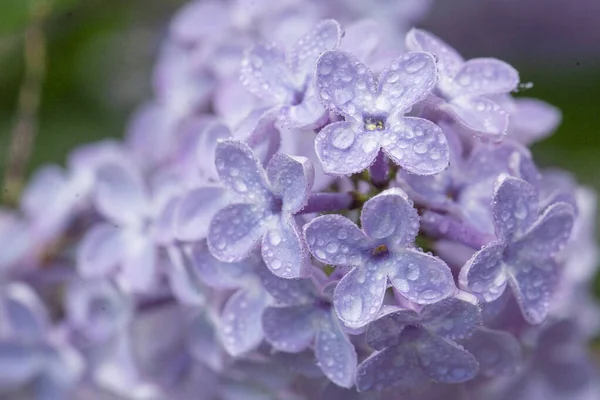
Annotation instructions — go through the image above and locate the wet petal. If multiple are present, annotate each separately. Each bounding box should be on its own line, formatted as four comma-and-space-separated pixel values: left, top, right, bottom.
279, 94, 328, 129
360, 188, 419, 246
208, 203, 270, 262
355, 344, 423, 392
459, 242, 507, 302
195, 122, 231, 180
262, 305, 317, 352
315, 121, 381, 176
189, 240, 253, 289
266, 154, 314, 213
290, 19, 342, 76
405, 29, 464, 78
174, 186, 228, 241
214, 140, 272, 205
420, 297, 481, 341
452, 58, 519, 97
315, 312, 357, 388
447, 96, 509, 139
333, 264, 387, 328
257, 266, 315, 306
315, 50, 376, 122
492, 175, 539, 241
366, 308, 420, 350
461, 328, 521, 377
303, 214, 366, 267
261, 216, 311, 278
416, 331, 479, 383
389, 249, 455, 305
240, 42, 294, 103
507, 258, 558, 324
77, 223, 124, 278
382, 116, 449, 175
220, 288, 268, 356
377, 52, 437, 113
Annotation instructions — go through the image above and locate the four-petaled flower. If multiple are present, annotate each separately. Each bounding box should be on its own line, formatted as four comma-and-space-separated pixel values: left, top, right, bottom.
355, 296, 481, 392
314, 49, 450, 176
406, 28, 520, 139
459, 175, 575, 324
304, 188, 456, 328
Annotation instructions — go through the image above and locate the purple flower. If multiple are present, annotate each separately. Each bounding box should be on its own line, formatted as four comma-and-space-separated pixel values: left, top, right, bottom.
355, 295, 481, 391
304, 188, 455, 328
460, 327, 522, 378
406, 28, 519, 139
459, 175, 575, 324
260, 272, 357, 388
314, 49, 449, 176
241, 19, 342, 128
207, 140, 314, 279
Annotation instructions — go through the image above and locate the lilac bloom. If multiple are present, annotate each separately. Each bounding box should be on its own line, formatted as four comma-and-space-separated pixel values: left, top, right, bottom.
460, 327, 522, 378
207, 140, 314, 279
355, 296, 481, 392
240, 19, 342, 128
406, 28, 519, 139
314, 49, 449, 176
260, 272, 357, 388
304, 188, 455, 328
459, 175, 575, 324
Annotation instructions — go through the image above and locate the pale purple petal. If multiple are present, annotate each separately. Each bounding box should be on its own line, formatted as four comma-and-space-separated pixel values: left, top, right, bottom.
333, 264, 386, 328
459, 242, 507, 302
420, 297, 481, 341
174, 186, 228, 241
241, 110, 282, 168
492, 175, 538, 241
315, 121, 381, 175
280, 95, 328, 129
452, 58, 519, 97
214, 140, 272, 204
304, 214, 366, 266
509, 97, 561, 144
189, 240, 251, 289
77, 223, 124, 278
240, 42, 294, 103
220, 288, 267, 356
266, 154, 314, 213
416, 331, 479, 383
447, 96, 509, 138
355, 345, 423, 392
381, 116, 449, 175
208, 203, 270, 262
315, 312, 357, 388
405, 29, 464, 78
289, 19, 342, 76
262, 305, 317, 352
165, 246, 205, 306
118, 233, 158, 293
377, 52, 437, 113
170, 0, 228, 43
257, 267, 315, 306
195, 122, 231, 180
315, 51, 376, 121
261, 215, 311, 278
360, 188, 419, 246
388, 249, 455, 304
507, 258, 558, 324
21, 165, 67, 219
0, 342, 44, 387
2, 284, 49, 341
462, 328, 521, 377
365, 308, 420, 350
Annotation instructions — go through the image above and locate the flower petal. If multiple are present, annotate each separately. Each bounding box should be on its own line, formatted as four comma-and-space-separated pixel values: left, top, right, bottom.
377, 52, 437, 113
240, 42, 294, 103
220, 288, 267, 356
447, 96, 509, 139
360, 188, 419, 246
381, 116, 449, 175
315, 312, 357, 388
452, 58, 519, 97
333, 264, 387, 328
508, 97, 561, 144
208, 203, 270, 262
405, 29, 464, 78
262, 305, 317, 352
174, 186, 229, 241
195, 122, 232, 180
459, 242, 507, 302
214, 140, 272, 204
315, 50, 376, 122
262, 216, 311, 278
461, 328, 521, 377
0, 341, 44, 387
77, 223, 124, 278
492, 175, 539, 241
280, 94, 328, 129
118, 233, 158, 293
266, 154, 314, 213
166, 246, 206, 306
189, 240, 253, 289
315, 121, 381, 176
304, 214, 366, 267
507, 258, 558, 324
365, 308, 420, 350
420, 297, 481, 341
388, 249, 455, 304
355, 345, 424, 392
290, 19, 342, 76
2, 283, 49, 342
416, 331, 479, 383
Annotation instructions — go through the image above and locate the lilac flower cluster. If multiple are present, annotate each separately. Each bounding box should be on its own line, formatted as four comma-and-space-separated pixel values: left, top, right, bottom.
1, 1, 598, 399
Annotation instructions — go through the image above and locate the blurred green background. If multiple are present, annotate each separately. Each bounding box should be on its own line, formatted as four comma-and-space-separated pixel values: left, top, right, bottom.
0, 0, 599, 232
